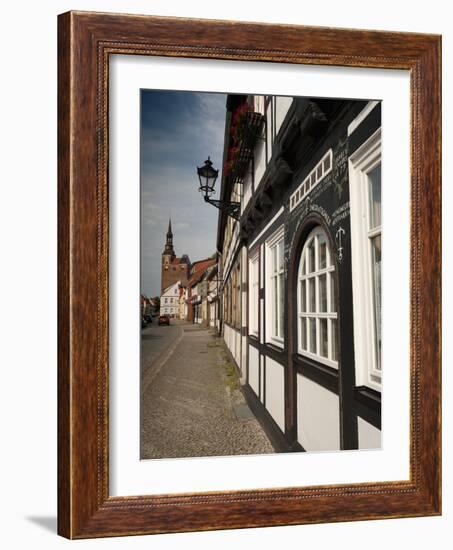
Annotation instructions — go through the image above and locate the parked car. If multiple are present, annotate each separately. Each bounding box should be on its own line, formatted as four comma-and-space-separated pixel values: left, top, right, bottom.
158, 315, 170, 326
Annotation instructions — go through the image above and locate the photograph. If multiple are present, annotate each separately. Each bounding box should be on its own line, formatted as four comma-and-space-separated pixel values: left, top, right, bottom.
139, 90, 382, 459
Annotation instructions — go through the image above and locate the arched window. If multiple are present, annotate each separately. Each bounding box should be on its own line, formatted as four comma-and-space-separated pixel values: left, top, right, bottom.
297, 226, 338, 368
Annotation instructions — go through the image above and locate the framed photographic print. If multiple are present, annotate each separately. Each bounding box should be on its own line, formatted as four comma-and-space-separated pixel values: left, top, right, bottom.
58, 11, 441, 538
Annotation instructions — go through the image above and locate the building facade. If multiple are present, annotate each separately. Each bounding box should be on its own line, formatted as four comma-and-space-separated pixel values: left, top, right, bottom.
206, 264, 220, 332
186, 258, 216, 325
141, 294, 159, 318
217, 94, 381, 452
178, 286, 187, 320
160, 280, 181, 317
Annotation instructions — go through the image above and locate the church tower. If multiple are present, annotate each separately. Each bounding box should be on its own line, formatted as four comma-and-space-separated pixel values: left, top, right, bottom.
163, 218, 175, 259
161, 218, 191, 293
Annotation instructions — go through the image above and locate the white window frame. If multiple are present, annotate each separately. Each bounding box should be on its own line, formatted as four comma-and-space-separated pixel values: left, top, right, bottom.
248, 250, 260, 337
349, 128, 382, 391
297, 226, 338, 369
265, 225, 285, 347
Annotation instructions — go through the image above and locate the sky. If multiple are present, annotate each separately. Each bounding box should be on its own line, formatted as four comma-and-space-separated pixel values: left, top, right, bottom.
140, 90, 227, 297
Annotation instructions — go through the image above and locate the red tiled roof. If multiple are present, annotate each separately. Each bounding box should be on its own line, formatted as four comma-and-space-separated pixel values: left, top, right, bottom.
191, 257, 216, 273
187, 259, 216, 287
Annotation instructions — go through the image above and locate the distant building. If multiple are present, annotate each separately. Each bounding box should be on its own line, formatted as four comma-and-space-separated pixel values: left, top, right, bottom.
160, 280, 181, 317
161, 218, 191, 293
178, 286, 187, 320
141, 294, 158, 318
186, 258, 216, 324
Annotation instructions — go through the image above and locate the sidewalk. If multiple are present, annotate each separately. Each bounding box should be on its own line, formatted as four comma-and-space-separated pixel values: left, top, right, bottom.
140, 326, 274, 459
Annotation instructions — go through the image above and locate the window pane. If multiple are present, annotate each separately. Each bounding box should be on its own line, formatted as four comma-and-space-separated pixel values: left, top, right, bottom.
323, 154, 331, 172
308, 278, 316, 312
308, 240, 315, 273
317, 165, 322, 180
319, 319, 328, 358
300, 317, 307, 350
319, 274, 327, 312
309, 318, 316, 353
301, 250, 306, 275
273, 276, 278, 335
272, 245, 277, 273
331, 318, 338, 361
278, 242, 284, 271
254, 281, 259, 332
279, 273, 284, 337
300, 280, 306, 312
330, 273, 336, 313
368, 164, 381, 228
372, 234, 382, 369
318, 234, 327, 269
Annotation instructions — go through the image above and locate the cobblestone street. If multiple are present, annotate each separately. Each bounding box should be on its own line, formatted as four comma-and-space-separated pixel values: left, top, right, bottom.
140, 320, 274, 459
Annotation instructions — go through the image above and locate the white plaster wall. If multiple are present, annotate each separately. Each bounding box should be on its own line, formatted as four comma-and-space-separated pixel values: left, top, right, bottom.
297, 374, 341, 451
275, 96, 293, 134
358, 416, 382, 450
241, 335, 247, 383
265, 357, 285, 431
248, 345, 260, 397
242, 172, 253, 210
224, 323, 232, 352
253, 94, 265, 115
254, 137, 266, 190
266, 100, 273, 161
235, 328, 241, 366
259, 355, 265, 402
225, 323, 241, 368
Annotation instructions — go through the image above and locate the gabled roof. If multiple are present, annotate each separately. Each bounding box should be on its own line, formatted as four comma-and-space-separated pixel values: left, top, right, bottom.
161, 280, 181, 295
191, 257, 216, 273
187, 258, 216, 288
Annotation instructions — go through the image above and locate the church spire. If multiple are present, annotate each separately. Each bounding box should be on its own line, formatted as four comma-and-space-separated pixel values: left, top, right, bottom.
163, 217, 175, 256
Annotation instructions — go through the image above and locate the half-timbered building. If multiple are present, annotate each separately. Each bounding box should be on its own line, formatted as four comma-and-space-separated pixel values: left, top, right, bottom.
217, 94, 381, 452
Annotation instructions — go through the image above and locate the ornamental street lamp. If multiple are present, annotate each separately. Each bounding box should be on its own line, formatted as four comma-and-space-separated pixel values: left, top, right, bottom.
197, 157, 241, 221
197, 156, 218, 198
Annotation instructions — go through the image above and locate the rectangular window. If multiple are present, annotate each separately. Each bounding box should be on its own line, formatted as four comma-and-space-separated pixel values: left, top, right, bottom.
266, 226, 285, 345
349, 127, 382, 390
269, 236, 284, 341
249, 252, 259, 336
367, 164, 382, 371
235, 263, 241, 329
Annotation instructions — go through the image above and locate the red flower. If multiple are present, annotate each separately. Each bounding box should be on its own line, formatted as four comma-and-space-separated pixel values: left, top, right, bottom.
230, 102, 252, 144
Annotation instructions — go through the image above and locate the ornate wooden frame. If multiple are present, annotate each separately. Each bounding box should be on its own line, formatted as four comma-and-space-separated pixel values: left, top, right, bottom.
58, 11, 441, 539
